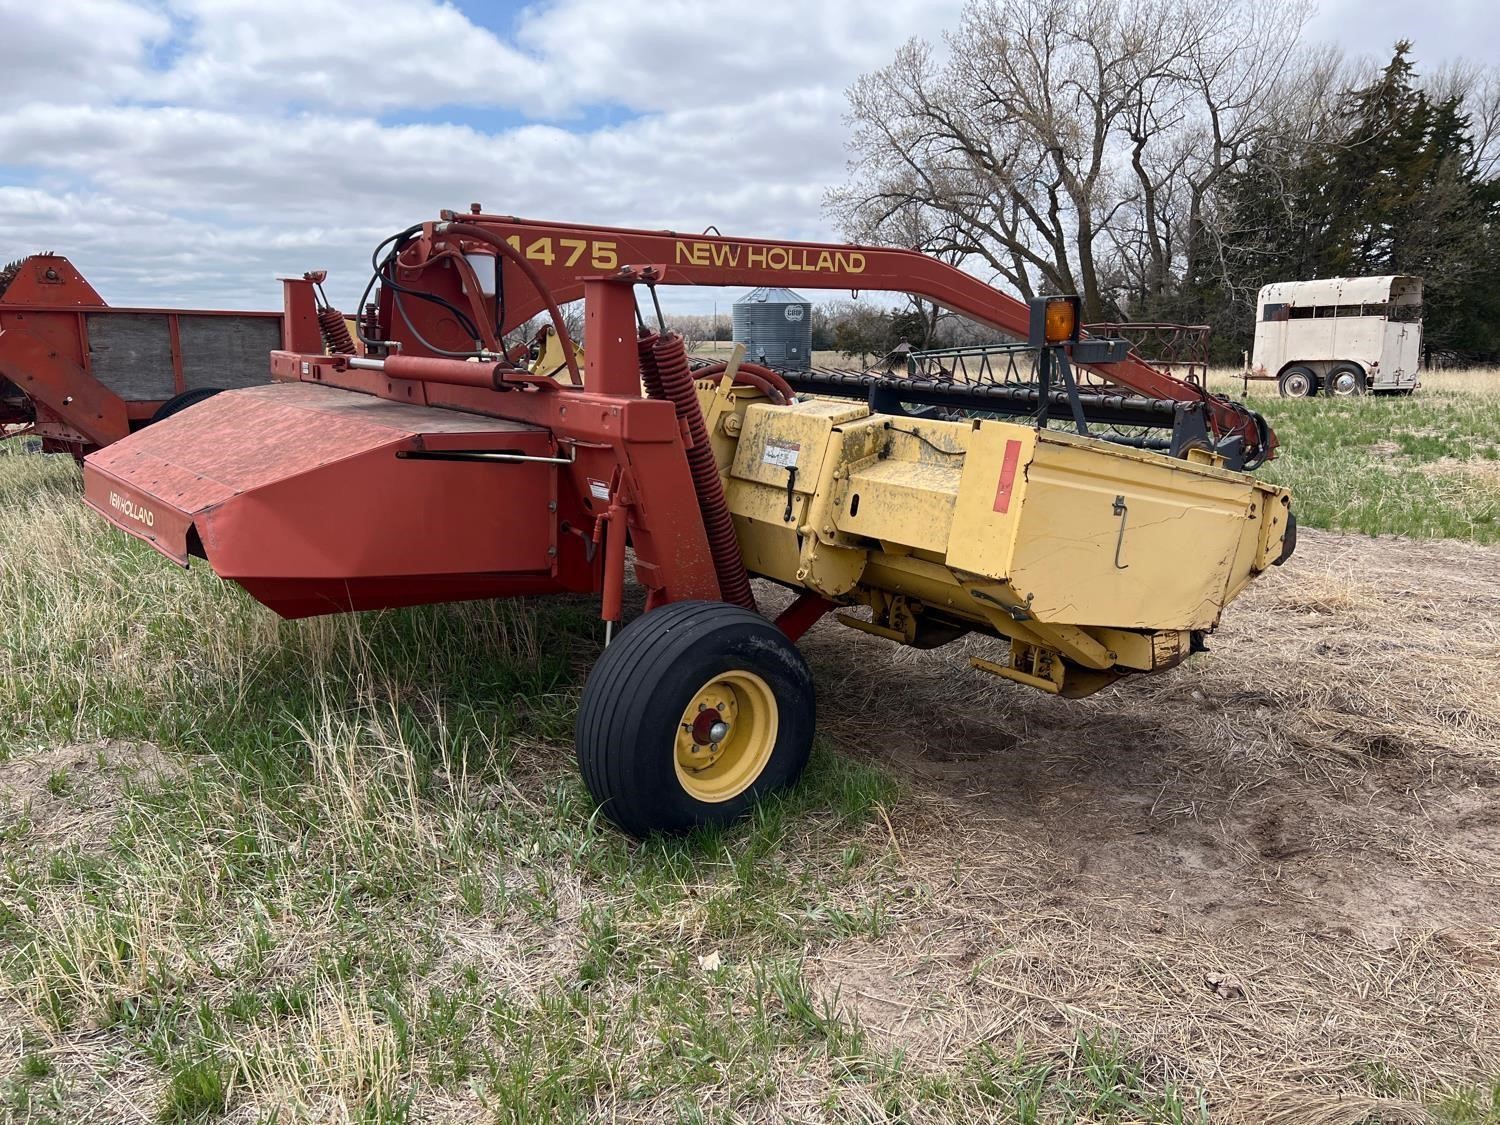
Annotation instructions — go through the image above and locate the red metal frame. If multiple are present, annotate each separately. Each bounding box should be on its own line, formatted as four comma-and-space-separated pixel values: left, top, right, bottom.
373, 214, 1270, 457
1085, 322, 1212, 387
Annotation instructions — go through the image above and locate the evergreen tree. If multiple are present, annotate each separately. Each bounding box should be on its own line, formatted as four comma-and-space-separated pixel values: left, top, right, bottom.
1208, 43, 1500, 361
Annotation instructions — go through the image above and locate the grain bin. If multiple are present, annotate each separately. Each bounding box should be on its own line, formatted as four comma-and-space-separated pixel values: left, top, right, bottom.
732, 287, 813, 370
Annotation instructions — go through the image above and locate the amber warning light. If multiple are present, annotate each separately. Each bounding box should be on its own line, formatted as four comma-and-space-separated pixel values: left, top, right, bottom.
1028, 294, 1081, 347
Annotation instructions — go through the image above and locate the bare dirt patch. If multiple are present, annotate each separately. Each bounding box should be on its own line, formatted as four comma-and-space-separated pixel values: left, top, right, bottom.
0, 739, 183, 851
796, 528, 1500, 1116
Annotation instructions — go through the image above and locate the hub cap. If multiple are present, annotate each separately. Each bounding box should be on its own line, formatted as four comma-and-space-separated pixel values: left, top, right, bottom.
1284, 371, 1311, 397
674, 670, 777, 803
1330, 370, 1360, 396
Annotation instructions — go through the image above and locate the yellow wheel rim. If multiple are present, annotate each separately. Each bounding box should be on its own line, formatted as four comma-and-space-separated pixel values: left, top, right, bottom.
673, 670, 778, 803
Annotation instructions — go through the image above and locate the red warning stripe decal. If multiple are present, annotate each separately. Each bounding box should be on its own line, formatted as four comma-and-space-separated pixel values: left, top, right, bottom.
992, 439, 1022, 514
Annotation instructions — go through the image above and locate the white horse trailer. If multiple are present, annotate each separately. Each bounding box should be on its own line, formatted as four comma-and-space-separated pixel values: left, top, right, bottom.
1251, 276, 1423, 397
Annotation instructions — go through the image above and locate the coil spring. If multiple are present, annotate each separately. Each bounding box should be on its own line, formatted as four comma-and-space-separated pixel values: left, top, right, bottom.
317, 306, 358, 355
639, 332, 756, 611
637, 333, 664, 399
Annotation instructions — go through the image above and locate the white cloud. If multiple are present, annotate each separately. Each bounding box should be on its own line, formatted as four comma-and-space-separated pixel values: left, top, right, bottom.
16, 0, 1485, 317
0, 0, 168, 100
0, 0, 968, 313
145, 0, 543, 113
513, 0, 957, 115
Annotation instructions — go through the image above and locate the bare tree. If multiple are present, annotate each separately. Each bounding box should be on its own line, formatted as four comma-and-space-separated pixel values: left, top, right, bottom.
826, 0, 1312, 321
1426, 58, 1500, 179
1192, 43, 1361, 310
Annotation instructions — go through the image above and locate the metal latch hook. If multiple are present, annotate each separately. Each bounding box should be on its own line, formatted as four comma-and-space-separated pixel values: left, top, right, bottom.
1112, 494, 1129, 570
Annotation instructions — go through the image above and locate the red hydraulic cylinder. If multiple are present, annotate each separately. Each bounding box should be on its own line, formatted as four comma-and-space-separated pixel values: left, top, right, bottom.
600, 502, 628, 623
377, 354, 508, 389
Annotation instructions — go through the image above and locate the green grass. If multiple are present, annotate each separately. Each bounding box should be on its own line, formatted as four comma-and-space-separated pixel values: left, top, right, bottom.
0, 444, 1218, 1121
1228, 377, 1500, 544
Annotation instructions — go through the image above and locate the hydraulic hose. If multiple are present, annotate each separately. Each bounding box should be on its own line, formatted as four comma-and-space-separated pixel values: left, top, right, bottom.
691, 360, 796, 405
642, 332, 756, 611
436, 222, 581, 384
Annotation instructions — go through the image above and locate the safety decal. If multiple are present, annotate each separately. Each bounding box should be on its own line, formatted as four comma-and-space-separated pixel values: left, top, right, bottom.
762, 439, 801, 469
992, 439, 1022, 514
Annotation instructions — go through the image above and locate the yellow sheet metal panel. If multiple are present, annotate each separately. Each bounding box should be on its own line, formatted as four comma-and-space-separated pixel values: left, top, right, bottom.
725, 395, 1291, 670
729, 399, 868, 491
837, 458, 963, 550
945, 420, 1038, 580
726, 478, 805, 585
1011, 434, 1261, 631
794, 534, 867, 597
1254, 490, 1294, 571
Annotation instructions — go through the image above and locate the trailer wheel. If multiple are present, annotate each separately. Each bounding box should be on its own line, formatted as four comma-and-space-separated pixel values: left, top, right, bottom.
576, 600, 814, 837
1324, 363, 1366, 397
1278, 366, 1317, 398
150, 387, 223, 424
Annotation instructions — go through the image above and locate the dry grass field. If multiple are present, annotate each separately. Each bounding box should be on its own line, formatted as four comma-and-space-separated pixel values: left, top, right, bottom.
2, 373, 1499, 1122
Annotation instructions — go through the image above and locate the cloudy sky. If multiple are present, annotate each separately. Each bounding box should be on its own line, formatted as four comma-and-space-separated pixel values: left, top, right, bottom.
0, 0, 1494, 315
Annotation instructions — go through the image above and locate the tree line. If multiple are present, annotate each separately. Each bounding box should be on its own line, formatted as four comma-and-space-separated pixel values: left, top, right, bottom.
827, 0, 1500, 364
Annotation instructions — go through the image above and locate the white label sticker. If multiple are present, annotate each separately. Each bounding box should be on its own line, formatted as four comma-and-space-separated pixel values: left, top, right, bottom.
588, 478, 611, 501
762, 439, 801, 469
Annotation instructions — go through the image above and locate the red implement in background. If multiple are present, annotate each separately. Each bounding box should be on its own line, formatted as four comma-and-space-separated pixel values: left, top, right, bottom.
0, 255, 311, 457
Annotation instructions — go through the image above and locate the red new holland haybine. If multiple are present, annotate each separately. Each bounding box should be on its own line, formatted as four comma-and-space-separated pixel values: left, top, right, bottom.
83, 210, 1292, 836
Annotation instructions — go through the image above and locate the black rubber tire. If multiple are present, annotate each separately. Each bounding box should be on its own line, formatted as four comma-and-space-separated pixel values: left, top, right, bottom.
150, 386, 223, 424
1324, 363, 1367, 397
575, 600, 815, 838
1278, 365, 1318, 398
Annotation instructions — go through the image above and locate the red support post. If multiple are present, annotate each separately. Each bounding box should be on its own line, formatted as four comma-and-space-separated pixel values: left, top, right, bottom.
281, 276, 323, 354
774, 592, 837, 642
582, 280, 642, 398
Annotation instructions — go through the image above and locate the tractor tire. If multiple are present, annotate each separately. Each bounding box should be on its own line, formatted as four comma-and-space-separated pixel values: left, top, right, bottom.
150, 387, 223, 424
1278, 366, 1318, 398
575, 600, 815, 837
1324, 363, 1367, 397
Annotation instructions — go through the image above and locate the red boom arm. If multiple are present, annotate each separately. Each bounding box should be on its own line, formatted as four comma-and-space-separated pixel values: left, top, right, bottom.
381, 211, 1271, 459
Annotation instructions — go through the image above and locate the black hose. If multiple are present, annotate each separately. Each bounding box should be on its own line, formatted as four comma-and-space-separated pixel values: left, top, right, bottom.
379, 255, 483, 344
392, 292, 492, 358
354, 224, 487, 352
353, 226, 419, 349
1241, 409, 1273, 471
